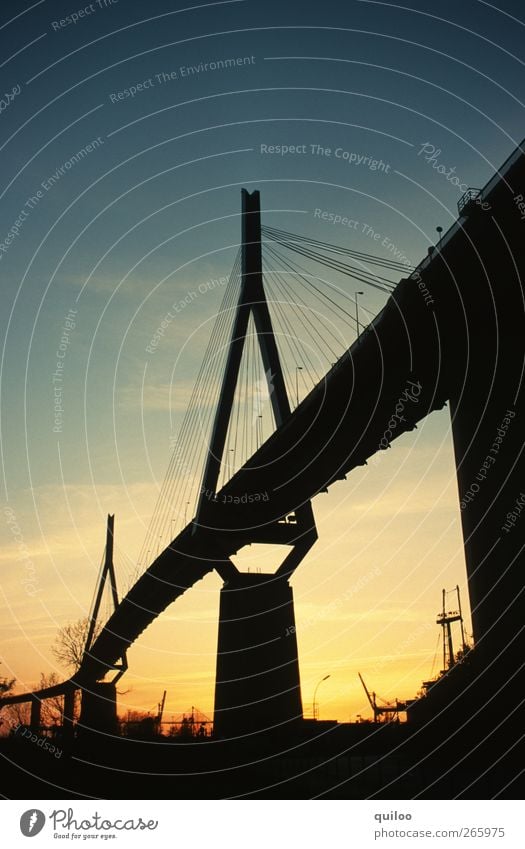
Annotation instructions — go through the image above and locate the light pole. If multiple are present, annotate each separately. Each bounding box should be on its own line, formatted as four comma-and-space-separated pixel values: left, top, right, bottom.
355, 291, 364, 339
295, 365, 303, 407
312, 674, 330, 720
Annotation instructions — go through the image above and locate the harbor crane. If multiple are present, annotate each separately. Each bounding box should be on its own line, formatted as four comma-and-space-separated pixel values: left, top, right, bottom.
358, 673, 406, 723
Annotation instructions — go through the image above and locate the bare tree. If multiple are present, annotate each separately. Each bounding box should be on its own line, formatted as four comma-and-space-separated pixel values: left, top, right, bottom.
0, 673, 80, 733
0, 663, 15, 695
51, 617, 102, 672
1, 701, 29, 734
0, 666, 16, 734
36, 673, 67, 725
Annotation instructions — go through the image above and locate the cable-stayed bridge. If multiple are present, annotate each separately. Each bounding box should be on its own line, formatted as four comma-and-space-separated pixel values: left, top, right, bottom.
2, 140, 524, 761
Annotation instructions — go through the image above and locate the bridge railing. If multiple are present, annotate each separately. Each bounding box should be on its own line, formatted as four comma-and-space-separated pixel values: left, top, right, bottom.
457, 188, 482, 215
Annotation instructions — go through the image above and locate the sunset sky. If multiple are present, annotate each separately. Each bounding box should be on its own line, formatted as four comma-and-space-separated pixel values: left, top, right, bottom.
1, 0, 524, 724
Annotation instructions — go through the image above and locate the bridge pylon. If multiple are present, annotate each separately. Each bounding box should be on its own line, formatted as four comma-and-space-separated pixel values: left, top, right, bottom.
197, 190, 316, 738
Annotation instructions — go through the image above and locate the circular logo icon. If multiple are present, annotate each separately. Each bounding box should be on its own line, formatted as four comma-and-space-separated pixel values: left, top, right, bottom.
20, 809, 46, 837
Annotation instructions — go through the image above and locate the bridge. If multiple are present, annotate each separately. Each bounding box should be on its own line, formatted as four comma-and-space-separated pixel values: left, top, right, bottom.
2, 140, 524, 767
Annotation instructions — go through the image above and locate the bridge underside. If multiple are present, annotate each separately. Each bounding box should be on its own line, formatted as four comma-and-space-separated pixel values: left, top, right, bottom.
79, 147, 524, 709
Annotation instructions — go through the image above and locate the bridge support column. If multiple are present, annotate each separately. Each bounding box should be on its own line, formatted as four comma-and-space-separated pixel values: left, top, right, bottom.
449, 294, 525, 673
62, 684, 76, 743
452, 395, 525, 658
29, 695, 41, 731
213, 573, 302, 739
79, 682, 118, 738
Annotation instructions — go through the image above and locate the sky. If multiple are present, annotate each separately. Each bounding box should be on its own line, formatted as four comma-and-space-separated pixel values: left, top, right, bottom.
1, 0, 524, 725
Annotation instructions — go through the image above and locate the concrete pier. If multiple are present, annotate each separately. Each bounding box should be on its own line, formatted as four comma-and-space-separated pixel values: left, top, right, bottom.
213, 573, 302, 739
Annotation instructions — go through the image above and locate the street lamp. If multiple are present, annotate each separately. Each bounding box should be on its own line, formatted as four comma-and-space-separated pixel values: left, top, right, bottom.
295, 365, 303, 407
355, 291, 364, 339
312, 674, 331, 720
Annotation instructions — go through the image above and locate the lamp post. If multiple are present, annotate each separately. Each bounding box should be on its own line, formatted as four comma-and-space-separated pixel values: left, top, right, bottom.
295, 365, 303, 407
355, 291, 364, 339
312, 674, 331, 720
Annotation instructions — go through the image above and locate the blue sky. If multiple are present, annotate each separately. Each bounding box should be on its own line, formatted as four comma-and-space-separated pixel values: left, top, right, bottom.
1, 0, 524, 720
